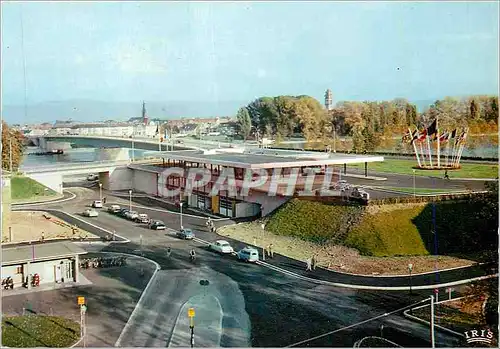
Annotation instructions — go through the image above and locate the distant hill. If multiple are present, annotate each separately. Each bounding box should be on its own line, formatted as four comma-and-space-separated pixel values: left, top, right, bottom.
1, 99, 248, 124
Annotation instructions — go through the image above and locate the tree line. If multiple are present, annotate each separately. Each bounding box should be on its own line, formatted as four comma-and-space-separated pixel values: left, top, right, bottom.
1, 121, 25, 172
236, 95, 498, 152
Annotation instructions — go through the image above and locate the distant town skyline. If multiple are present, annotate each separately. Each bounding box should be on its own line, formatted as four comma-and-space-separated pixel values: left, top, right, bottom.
1, 1, 498, 123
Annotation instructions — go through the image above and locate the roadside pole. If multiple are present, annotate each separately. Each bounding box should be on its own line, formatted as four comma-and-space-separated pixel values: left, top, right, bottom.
188, 308, 195, 348
261, 223, 265, 261
78, 296, 87, 347
430, 295, 435, 348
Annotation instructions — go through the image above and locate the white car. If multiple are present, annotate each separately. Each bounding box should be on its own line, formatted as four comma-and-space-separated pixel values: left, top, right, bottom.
87, 174, 98, 181
237, 247, 259, 262
92, 200, 103, 208
208, 240, 234, 254
125, 211, 139, 220
83, 208, 99, 217
135, 213, 149, 223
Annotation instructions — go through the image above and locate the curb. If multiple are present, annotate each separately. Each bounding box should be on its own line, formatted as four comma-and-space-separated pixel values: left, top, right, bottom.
71, 335, 85, 348
369, 187, 482, 197
10, 208, 130, 244
11, 190, 77, 207
11, 194, 65, 205
402, 306, 465, 338
192, 235, 499, 290
113, 253, 161, 347
316, 262, 485, 278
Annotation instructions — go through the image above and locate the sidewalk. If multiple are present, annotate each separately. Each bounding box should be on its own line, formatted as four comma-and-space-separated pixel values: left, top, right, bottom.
168, 295, 223, 347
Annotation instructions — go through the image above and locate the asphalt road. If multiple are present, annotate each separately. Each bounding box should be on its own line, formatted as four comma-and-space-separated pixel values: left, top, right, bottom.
12, 187, 478, 347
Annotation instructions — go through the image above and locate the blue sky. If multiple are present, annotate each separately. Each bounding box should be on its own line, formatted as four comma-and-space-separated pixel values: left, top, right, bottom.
2, 1, 499, 109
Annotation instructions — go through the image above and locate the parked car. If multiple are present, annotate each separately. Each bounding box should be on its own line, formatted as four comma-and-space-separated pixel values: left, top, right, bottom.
87, 174, 98, 181
333, 180, 351, 191
82, 208, 99, 217
125, 210, 139, 220
209, 240, 234, 254
237, 247, 259, 262
107, 204, 121, 214
135, 213, 149, 223
92, 200, 103, 208
118, 209, 130, 217
176, 228, 195, 240
149, 220, 166, 230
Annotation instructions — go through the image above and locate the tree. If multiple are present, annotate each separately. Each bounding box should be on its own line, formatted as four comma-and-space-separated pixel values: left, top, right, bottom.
470, 99, 481, 121
236, 107, 252, 140
1, 122, 24, 172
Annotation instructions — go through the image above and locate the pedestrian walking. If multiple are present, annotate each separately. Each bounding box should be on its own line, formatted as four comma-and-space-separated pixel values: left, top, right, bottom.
312, 255, 317, 270
444, 170, 450, 180
41, 232, 45, 242
306, 258, 312, 271
269, 243, 274, 258
166, 246, 172, 258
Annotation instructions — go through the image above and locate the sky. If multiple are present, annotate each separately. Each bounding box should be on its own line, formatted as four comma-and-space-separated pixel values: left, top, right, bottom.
1, 1, 499, 116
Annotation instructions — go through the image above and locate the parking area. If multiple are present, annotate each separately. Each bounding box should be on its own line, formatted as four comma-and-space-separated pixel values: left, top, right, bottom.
2, 253, 156, 347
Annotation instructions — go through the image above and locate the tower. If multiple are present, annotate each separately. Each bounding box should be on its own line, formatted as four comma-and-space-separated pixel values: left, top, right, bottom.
324, 89, 333, 110
142, 101, 149, 125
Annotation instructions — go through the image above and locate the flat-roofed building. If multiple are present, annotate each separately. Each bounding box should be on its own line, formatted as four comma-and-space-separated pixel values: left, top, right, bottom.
1, 241, 87, 290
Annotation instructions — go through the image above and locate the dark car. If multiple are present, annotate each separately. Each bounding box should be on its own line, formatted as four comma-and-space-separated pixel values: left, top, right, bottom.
176, 228, 195, 240
118, 209, 130, 217
149, 220, 166, 230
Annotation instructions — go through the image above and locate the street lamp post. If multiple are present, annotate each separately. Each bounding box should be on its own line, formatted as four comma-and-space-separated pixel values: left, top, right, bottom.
261, 223, 265, 261
408, 263, 413, 295
128, 189, 132, 211
412, 169, 416, 197
99, 183, 102, 201
180, 202, 184, 230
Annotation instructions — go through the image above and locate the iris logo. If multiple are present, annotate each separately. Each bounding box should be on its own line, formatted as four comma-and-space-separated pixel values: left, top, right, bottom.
464, 329, 494, 345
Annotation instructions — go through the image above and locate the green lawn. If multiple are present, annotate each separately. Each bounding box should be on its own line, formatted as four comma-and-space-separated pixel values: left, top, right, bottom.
349, 158, 498, 179
2, 315, 80, 347
11, 176, 57, 201
378, 187, 467, 195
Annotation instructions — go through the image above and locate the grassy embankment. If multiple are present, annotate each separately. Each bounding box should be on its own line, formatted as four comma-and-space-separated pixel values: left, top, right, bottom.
377, 187, 467, 195
266, 197, 498, 258
2, 315, 80, 347
347, 158, 498, 179
11, 176, 58, 202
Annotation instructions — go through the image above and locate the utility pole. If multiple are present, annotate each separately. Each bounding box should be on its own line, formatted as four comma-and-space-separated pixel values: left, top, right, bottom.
188, 308, 195, 348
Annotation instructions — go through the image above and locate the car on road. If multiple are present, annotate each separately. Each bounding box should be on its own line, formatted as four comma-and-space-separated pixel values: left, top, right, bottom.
149, 220, 166, 230
135, 213, 149, 223
125, 210, 139, 220
236, 246, 259, 262
87, 174, 98, 181
176, 228, 195, 240
108, 204, 121, 213
82, 208, 99, 217
333, 180, 351, 191
118, 209, 130, 217
92, 200, 103, 208
209, 240, 234, 254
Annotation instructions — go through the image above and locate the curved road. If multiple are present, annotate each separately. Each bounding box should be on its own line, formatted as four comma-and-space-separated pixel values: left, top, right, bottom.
13, 187, 491, 347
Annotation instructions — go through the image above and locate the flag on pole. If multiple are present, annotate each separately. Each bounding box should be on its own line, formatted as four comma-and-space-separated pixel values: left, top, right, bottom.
450, 129, 457, 139
426, 119, 438, 140
416, 129, 427, 142
438, 131, 450, 143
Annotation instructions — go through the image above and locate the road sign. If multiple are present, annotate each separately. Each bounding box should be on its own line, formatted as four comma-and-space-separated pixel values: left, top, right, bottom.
188, 308, 195, 318
434, 288, 439, 294
78, 296, 85, 305
81, 304, 87, 313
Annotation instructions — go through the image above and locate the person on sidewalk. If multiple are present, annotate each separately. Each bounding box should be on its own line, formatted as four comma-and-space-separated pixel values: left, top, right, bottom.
269, 243, 274, 258
166, 246, 171, 258
306, 258, 312, 271
312, 254, 317, 270
444, 170, 450, 180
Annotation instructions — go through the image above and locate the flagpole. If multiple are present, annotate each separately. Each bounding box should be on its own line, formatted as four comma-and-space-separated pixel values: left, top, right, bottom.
436, 117, 440, 168
456, 129, 468, 167
427, 134, 433, 168
445, 138, 450, 167
419, 141, 426, 167
410, 127, 422, 167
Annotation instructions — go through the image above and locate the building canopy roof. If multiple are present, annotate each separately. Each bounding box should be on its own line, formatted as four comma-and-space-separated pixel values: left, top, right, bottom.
150, 149, 384, 169
2, 241, 87, 265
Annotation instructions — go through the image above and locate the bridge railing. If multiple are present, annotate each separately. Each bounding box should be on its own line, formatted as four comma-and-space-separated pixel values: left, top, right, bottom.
21, 157, 164, 173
